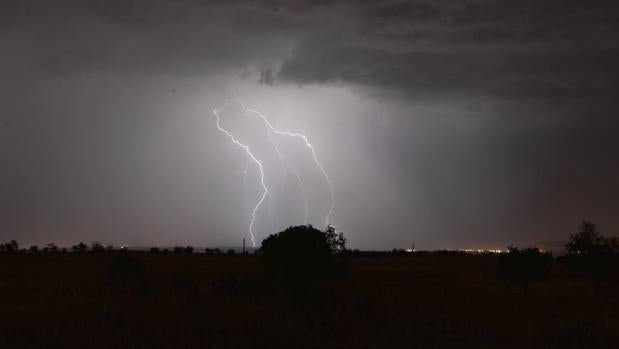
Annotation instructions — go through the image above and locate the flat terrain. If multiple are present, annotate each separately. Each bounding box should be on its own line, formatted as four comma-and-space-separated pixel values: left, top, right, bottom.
0, 253, 618, 348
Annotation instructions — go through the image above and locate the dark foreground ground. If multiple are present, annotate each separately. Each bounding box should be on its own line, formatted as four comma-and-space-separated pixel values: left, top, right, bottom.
0, 253, 617, 348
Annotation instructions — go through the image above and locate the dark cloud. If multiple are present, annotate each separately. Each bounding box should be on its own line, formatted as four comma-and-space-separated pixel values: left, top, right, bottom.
276, 0, 619, 107
0, 0, 294, 77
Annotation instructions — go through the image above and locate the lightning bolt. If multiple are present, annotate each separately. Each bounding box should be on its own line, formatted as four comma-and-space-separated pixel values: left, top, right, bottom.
256, 110, 309, 225
267, 137, 310, 225
213, 99, 336, 247
213, 107, 266, 247
242, 106, 335, 227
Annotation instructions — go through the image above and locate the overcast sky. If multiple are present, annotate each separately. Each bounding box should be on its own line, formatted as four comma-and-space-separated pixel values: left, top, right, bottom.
1, 0, 618, 250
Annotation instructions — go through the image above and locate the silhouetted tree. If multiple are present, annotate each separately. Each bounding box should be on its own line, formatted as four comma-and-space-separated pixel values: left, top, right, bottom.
325, 225, 346, 253
564, 221, 619, 291
72, 242, 88, 253
150, 247, 160, 253
498, 246, 552, 296
2, 240, 19, 252
172, 246, 194, 254
226, 249, 236, 255
91, 242, 104, 252
260, 225, 347, 290
46, 243, 58, 253
29, 245, 38, 253
204, 248, 221, 255
565, 221, 612, 255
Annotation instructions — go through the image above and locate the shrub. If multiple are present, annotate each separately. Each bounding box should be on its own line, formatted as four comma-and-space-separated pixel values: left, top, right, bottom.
564, 221, 619, 291
260, 225, 346, 289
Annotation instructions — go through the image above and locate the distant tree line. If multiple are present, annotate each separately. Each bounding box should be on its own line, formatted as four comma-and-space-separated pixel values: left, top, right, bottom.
2, 220, 616, 296
149, 246, 195, 254
497, 220, 618, 295
0, 242, 247, 255
0, 240, 18, 253
0, 241, 116, 254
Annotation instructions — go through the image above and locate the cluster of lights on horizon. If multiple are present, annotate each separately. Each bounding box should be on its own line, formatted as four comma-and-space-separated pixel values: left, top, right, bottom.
404, 248, 518, 254
459, 248, 510, 254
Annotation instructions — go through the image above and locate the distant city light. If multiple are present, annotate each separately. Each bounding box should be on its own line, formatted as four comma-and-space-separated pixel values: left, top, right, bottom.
458, 248, 510, 254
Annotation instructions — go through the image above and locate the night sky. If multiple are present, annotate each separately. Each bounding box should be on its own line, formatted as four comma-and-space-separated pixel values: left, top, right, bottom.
1, 0, 618, 250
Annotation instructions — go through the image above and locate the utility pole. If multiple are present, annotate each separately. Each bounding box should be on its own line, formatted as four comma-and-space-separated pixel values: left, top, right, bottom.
242, 238, 246, 254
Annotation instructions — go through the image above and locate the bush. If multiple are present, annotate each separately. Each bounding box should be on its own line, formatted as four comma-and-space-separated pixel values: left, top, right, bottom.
1, 240, 19, 253
72, 242, 88, 253
564, 221, 619, 291
91, 242, 105, 252
260, 225, 346, 289
204, 248, 221, 255
566, 221, 618, 255
173, 246, 194, 254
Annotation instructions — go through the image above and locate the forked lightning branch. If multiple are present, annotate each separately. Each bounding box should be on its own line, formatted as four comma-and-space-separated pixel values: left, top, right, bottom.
213, 101, 335, 247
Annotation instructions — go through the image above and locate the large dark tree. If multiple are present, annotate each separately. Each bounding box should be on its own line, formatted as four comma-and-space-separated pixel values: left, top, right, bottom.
260, 225, 346, 289
565, 221, 618, 255
564, 221, 619, 291
325, 225, 346, 253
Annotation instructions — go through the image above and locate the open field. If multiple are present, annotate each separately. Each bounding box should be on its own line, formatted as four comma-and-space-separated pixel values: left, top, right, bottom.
1, 253, 618, 348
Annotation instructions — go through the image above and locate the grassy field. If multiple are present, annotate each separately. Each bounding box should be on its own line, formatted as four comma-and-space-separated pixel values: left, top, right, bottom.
0, 253, 617, 348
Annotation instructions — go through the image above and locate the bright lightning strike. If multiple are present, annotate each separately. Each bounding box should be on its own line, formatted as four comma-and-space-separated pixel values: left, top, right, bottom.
213, 107, 267, 247
242, 106, 335, 227
213, 100, 335, 247
259, 113, 309, 225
